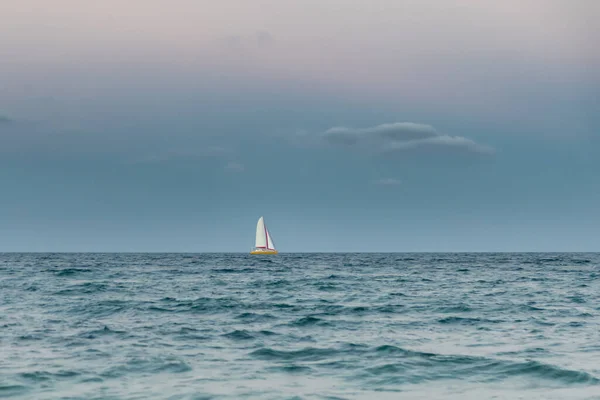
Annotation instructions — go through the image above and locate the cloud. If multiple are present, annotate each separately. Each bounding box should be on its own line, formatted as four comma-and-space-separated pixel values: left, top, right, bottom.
225, 162, 244, 172
0, 115, 14, 124
255, 31, 275, 48
385, 135, 494, 155
373, 178, 401, 186
324, 123, 438, 145
322, 122, 494, 155
220, 35, 244, 50
217, 31, 276, 52
129, 146, 232, 164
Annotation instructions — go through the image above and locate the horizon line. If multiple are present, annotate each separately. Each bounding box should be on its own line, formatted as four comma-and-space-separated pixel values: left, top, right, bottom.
0, 251, 598, 254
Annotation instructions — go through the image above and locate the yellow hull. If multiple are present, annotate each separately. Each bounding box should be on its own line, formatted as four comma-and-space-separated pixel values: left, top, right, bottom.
250, 249, 278, 255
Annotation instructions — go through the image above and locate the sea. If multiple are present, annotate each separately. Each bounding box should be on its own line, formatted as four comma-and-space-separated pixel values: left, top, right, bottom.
1, 253, 599, 400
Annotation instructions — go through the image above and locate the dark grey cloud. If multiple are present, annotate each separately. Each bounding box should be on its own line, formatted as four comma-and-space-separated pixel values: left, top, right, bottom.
322, 122, 494, 155
0, 115, 14, 124
255, 31, 275, 48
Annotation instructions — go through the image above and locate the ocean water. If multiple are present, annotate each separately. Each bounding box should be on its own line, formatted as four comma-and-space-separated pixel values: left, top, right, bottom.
1, 253, 600, 400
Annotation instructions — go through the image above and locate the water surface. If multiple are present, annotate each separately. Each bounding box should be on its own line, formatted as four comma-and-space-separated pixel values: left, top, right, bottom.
1, 253, 599, 399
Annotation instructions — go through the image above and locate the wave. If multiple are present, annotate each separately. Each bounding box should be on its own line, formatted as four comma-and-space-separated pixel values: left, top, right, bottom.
248, 341, 599, 387
250, 347, 339, 362
0, 385, 29, 396
266, 364, 314, 374
234, 312, 277, 322
211, 268, 238, 273
19, 370, 80, 382
148, 297, 239, 314
222, 330, 255, 341
78, 326, 128, 339
435, 304, 473, 313
317, 284, 340, 291
490, 359, 599, 385
54, 282, 108, 295
101, 357, 192, 378
355, 346, 600, 387
288, 316, 330, 327
438, 316, 503, 325
52, 267, 92, 276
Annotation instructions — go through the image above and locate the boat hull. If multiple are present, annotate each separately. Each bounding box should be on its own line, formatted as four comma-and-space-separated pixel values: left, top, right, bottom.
250, 249, 278, 255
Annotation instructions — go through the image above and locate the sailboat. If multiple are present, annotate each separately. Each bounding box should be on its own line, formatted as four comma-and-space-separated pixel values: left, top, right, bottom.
250, 216, 278, 255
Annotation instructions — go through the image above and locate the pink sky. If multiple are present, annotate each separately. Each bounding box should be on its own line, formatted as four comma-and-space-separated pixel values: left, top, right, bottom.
1, 0, 598, 117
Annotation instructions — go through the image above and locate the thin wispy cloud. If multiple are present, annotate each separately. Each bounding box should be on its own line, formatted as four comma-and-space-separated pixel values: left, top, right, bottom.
322, 122, 494, 155
324, 123, 438, 145
373, 178, 401, 186
217, 31, 276, 52
225, 161, 245, 172
129, 146, 232, 164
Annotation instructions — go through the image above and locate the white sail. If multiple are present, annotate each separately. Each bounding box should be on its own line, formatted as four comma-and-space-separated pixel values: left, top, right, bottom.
266, 227, 276, 250
255, 217, 267, 248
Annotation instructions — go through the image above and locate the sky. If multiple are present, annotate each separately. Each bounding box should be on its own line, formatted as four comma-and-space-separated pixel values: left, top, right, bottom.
1, 0, 599, 252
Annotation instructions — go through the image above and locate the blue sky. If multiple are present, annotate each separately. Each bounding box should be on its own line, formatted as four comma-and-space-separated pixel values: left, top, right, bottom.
1, 0, 599, 251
